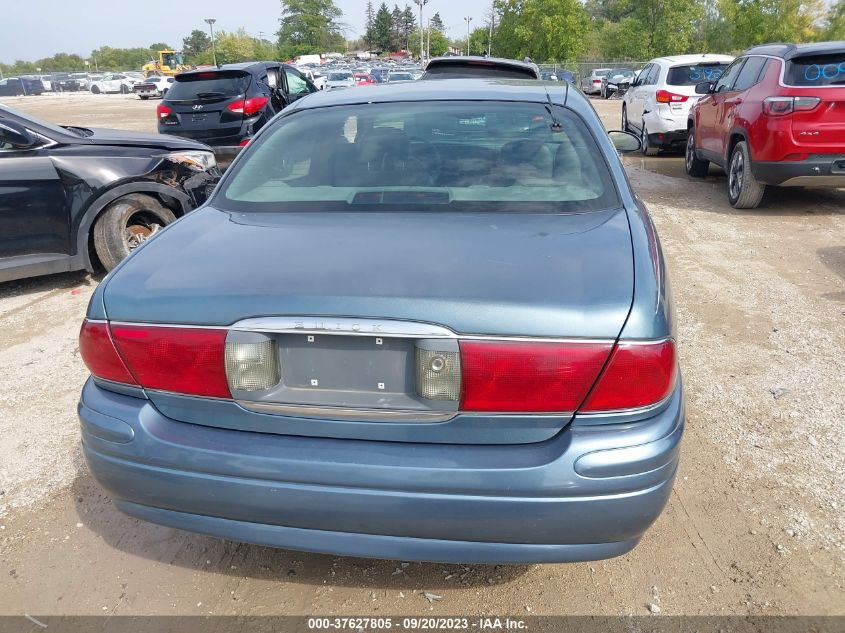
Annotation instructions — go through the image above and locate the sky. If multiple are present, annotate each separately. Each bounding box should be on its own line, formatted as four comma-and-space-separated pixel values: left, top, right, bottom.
1, 0, 493, 63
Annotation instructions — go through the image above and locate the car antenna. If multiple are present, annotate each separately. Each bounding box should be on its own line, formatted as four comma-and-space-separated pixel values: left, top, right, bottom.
545, 90, 564, 132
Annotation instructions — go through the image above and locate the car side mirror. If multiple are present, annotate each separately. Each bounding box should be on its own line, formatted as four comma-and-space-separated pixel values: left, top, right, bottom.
695, 81, 714, 95
0, 119, 37, 148
608, 130, 641, 154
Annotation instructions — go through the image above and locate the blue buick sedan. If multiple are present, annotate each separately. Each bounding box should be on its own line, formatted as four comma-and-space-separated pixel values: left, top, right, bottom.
78, 79, 683, 564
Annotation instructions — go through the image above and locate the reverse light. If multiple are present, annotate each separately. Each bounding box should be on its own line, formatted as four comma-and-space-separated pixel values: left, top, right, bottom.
762, 96, 821, 116
227, 96, 269, 116
656, 90, 688, 104
156, 103, 172, 119
225, 336, 281, 392
459, 341, 613, 413
416, 347, 462, 401
581, 340, 676, 412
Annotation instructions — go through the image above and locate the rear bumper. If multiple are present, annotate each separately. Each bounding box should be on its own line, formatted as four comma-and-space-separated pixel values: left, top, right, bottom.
79, 379, 684, 564
647, 129, 688, 149
752, 157, 845, 186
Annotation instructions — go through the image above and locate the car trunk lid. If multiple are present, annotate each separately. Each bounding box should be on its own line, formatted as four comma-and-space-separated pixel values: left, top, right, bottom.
102, 206, 635, 443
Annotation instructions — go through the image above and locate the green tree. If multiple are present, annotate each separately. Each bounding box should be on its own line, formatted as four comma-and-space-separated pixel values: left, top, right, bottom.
277, 0, 345, 58
365, 1, 376, 49
401, 5, 417, 49
724, 0, 823, 48
149, 42, 172, 52
408, 26, 449, 56
467, 26, 490, 55
824, 0, 845, 38
372, 3, 394, 51
391, 5, 405, 51
494, 0, 590, 63
182, 29, 212, 62
430, 12, 446, 31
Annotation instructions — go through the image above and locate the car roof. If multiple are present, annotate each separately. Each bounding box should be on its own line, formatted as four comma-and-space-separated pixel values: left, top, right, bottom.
178, 62, 286, 77
742, 41, 845, 60
289, 78, 573, 109
425, 56, 540, 78
649, 54, 735, 65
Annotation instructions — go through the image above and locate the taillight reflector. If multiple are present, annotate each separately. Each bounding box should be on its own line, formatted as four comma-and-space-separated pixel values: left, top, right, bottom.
79, 320, 137, 385
459, 341, 613, 413
581, 341, 676, 412
110, 325, 231, 398
156, 103, 172, 119
656, 90, 688, 104
227, 96, 269, 116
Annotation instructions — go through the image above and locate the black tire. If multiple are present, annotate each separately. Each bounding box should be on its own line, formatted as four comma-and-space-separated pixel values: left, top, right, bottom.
91, 85, 101, 95
139, 95, 149, 100
727, 141, 766, 209
120, 84, 129, 94
93, 194, 177, 270
685, 129, 709, 178
622, 105, 630, 132
640, 122, 659, 157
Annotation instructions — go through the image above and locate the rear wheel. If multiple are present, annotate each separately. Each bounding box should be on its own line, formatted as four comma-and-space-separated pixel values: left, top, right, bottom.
91, 85, 101, 95
727, 141, 766, 209
621, 105, 630, 132
640, 123, 659, 157
120, 84, 129, 94
93, 194, 177, 270
139, 95, 149, 100
685, 129, 709, 178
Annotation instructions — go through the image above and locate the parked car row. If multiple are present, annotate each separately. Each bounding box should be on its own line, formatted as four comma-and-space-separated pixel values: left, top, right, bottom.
615, 41, 845, 208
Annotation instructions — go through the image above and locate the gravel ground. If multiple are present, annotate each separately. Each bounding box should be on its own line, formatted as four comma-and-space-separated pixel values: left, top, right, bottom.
0, 92, 842, 617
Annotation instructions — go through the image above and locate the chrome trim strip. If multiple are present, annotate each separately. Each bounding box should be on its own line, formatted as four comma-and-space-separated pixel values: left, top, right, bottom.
231, 316, 456, 339
102, 317, 671, 346
109, 321, 226, 330
574, 392, 674, 419
237, 401, 457, 423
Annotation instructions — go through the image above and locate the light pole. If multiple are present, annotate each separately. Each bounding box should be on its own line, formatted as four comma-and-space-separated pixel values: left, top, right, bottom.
204, 18, 218, 66
464, 16, 472, 56
414, 0, 428, 61
487, 3, 494, 57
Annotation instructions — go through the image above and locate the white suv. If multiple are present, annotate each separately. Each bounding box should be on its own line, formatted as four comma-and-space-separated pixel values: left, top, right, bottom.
622, 54, 733, 155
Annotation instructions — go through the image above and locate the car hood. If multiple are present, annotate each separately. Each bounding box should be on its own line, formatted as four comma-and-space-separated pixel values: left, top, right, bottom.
80, 127, 210, 151
102, 206, 634, 338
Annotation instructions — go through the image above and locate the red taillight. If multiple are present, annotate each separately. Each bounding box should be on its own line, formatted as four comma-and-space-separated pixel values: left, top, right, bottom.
79, 320, 137, 385
762, 96, 820, 116
656, 90, 688, 104
156, 103, 172, 119
581, 341, 676, 412
239, 138, 251, 147
459, 341, 613, 413
593, 79, 601, 83
227, 96, 269, 116
110, 325, 231, 398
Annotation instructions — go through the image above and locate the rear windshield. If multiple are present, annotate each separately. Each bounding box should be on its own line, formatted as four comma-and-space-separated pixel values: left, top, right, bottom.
667, 63, 730, 86
167, 73, 251, 101
424, 63, 536, 79
785, 54, 845, 86
216, 101, 619, 214
329, 72, 352, 81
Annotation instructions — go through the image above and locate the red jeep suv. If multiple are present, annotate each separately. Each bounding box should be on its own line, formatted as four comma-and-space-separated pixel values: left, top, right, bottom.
686, 42, 845, 208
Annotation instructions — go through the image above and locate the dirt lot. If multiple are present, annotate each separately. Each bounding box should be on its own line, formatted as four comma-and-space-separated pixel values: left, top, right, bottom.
0, 92, 843, 618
